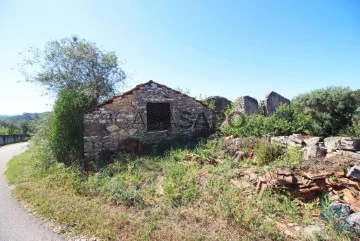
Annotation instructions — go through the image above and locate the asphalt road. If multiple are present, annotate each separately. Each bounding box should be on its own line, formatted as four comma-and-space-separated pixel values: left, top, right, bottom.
0, 143, 63, 241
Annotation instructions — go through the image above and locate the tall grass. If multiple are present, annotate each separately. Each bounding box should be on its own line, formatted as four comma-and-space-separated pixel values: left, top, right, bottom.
5, 137, 353, 240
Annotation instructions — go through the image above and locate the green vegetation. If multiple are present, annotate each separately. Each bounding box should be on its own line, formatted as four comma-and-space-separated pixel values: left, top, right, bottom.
18, 36, 127, 165
9, 35, 359, 240
222, 87, 360, 138
47, 89, 95, 165
222, 103, 313, 137
6, 138, 352, 240
292, 87, 357, 136
202, 99, 216, 111
0, 113, 43, 135
19, 36, 126, 101
0, 120, 32, 135
0, 113, 41, 122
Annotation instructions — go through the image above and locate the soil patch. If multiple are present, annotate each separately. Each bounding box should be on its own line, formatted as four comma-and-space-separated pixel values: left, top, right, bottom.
297, 156, 360, 174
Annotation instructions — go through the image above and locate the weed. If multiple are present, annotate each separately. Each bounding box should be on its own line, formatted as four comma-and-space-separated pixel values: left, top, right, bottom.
5, 137, 356, 241
253, 141, 284, 165
163, 163, 199, 206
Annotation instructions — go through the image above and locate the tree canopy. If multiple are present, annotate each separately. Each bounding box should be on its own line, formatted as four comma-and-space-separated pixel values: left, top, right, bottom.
292, 87, 357, 136
19, 36, 126, 102
19, 36, 127, 165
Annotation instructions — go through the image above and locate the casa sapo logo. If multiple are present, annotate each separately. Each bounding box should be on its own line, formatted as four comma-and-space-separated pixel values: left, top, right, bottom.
113, 110, 245, 130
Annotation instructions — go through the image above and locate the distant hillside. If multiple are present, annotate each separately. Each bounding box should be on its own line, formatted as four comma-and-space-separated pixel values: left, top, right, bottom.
0, 113, 43, 122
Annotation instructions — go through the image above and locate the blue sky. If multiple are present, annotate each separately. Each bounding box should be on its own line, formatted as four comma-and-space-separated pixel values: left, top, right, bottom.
0, 0, 359, 115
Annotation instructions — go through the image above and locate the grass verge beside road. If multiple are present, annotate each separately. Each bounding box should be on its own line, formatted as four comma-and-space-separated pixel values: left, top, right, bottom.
5, 140, 351, 241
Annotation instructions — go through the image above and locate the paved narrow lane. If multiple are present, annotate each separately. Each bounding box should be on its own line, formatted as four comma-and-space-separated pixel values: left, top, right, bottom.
0, 143, 63, 241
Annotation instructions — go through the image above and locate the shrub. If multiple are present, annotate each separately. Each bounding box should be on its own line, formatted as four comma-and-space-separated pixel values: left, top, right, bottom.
30, 114, 57, 169
253, 141, 284, 165
108, 180, 143, 206
269, 103, 314, 135
47, 88, 95, 166
221, 103, 313, 137
292, 87, 357, 136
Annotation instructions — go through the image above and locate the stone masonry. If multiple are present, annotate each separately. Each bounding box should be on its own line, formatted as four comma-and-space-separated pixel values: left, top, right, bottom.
205, 96, 231, 113
235, 96, 258, 115
84, 81, 216, 160
263, 91, 290, 116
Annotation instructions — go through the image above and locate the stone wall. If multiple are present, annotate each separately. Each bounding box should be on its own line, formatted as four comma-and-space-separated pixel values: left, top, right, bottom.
205, 96, 231, 113
0, 135, 28, 146
235, 96, 258, 115
84, 81, 216, 160
263, 91, 290, 116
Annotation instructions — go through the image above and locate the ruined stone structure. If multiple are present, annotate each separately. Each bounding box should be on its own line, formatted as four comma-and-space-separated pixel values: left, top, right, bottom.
0, 135, 28, 146
84, 81, 216, 159
205, 96, 231, 112
235, 96, 258, 115
263, 91, 290, 116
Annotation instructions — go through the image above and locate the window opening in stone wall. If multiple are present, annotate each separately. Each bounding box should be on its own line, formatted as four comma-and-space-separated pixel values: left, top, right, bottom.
147, 103, 171, 131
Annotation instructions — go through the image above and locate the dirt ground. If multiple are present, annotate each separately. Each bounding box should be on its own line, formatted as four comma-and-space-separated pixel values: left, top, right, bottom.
298, 155, 360, 174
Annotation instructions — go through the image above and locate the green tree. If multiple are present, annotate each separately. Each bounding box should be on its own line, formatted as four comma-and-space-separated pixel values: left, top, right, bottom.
19, 36, 126, 102
353, 90, 360, 105
268, 103, 314, 136
48, 89, 94, 165
2, 122, 21, 135
19, 121, 29, 135
292, 87, 357, 136
19, 36, 126, 165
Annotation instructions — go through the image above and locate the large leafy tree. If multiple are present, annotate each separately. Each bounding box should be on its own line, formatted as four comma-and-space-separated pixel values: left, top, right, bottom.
20, 36, 126, 165
292, 87, 357, 136
19, 36, 126, 102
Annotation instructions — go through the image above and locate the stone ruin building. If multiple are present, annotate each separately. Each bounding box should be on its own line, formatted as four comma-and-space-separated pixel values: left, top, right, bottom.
84, 79, 292, 160
234, 92, 290, 116
263, 91, 291, 116
84, 80, 216, 160
205, 96, 231, 113
235, 96, 259, 115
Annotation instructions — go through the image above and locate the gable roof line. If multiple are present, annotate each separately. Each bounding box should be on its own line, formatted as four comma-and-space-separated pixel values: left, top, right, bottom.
87, 80, 209, 112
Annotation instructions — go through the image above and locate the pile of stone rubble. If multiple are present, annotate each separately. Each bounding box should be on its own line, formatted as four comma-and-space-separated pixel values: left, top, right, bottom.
256, 167, 360, 209
223, 134, 360, 237
260, 135, 360, 237
271, 134, 360, 161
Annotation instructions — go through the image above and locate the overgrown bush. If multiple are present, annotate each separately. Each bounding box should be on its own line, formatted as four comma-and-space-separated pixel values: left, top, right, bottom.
47, 89, 95, 166
340, 106, 360, 137
221, 103, 313, 137
30, 114, 57, 169
253, 141, 284, 165
292, 87, 357, 136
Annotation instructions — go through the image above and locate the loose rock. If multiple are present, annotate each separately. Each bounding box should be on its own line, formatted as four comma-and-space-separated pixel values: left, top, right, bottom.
324, 137, 360, 152
347, 166, 360, 181
344, 212, 360, 235
304, 137, 323, 146
327, 203, 351, 220
303, 145, 327, 161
